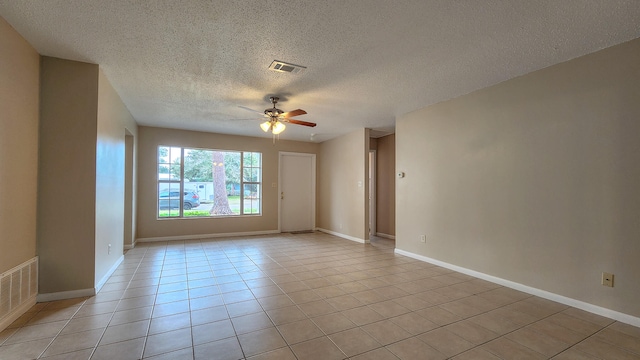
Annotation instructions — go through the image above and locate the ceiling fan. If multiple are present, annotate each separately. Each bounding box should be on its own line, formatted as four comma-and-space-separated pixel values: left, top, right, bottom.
241, 97, 316, 137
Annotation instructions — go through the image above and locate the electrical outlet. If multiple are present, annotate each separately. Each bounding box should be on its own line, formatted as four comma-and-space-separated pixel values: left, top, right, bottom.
108, 243, 112, 255
420, 235, 426, 243
602, 272, 614, 287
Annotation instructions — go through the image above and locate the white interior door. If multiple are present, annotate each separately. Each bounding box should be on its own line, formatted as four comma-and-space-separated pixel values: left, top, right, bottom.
280, 152, 315, 232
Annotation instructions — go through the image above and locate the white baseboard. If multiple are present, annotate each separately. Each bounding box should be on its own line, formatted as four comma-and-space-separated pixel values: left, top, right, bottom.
136, 230, 280, 243
316, 228, 369, 244
37, 288, 96, 302
394, 248, 640, 328
95, 255, 124, 293
124, 240, 136, 250
0, 295, 36, 331
376, 232, 396, 240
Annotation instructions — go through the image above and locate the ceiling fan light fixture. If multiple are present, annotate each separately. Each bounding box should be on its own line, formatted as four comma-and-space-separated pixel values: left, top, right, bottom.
260, 121, 271, 132
272, 121, 286, 135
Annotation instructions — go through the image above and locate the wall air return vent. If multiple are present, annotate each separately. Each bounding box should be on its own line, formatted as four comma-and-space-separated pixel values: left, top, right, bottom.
268, 60, 306, 74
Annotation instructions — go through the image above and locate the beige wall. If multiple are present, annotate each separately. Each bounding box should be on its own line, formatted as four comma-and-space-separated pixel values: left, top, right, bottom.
136, 126, 319, 239
317, 129, 370, 241
376, 134, 395, 236
397, 38, 640, 317
0, 18, 39, 273
38, 57, 98, 293
95, 69, 138, 285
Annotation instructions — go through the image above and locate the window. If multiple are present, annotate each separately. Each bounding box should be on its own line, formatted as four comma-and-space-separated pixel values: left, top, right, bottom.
157, 146, 262, 218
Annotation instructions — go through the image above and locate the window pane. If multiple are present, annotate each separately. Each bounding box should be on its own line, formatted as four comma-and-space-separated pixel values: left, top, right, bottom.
158, 146, 182, 181
181, 148, 210, 217
243, 183, 260, 214
157, 147, 261, 218
159, 181, 180, 217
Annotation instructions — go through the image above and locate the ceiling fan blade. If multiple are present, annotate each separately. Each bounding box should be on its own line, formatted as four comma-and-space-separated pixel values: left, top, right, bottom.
285, 119, 317, 127
280, 109, 307, 118
238, 105, 264, 115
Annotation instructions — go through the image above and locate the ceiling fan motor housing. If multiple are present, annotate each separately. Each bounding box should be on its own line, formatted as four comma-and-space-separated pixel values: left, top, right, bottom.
264, 108, 283, 117
266, 97, 283, 117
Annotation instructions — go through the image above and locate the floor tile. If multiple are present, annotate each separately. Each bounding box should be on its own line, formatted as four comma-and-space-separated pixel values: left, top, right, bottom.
237, 327, 286, 357
277, 318, 324, 345
109, 306, 153, 326
194, 337, 243, 360
256, 294, 294, 310
368, 300, 411, 318
573, 337, 640, 360
92, 337, 145, 360
152, 300, 190, 318
550, 347, 601, 359
226, 299, 263, 317
341, 306, 385, 326
415, 305, 462, 326
362, 319, 412, 345
41, 328, 103, 357
190, 305, 229, 326
100, 319, 150, 345
451, 348, 502, 359
506, 326, 571, 357
386, 336, 447, 360
290, 336, 346, 360
329, 327, 381, 357
388, 312, 438, 336
444, 319, 500, 345
39, 348, 94, 360
191, 319, 235, 345
143, 327, 193, 358
593, 326, 640, 354
480, 337, 546, 360
297, 299, 338, 317
311, 312, 357, 335
0, 338, 53, 360
25, 307, 78, 325
149, 312, 191, 334
231, 312, 274, 334
246, 346, 296, 360
0, 328, 17, 345
3, 320, 67, 345
2, 234, 639, 360
418, 328, 476, 357
350, 347, 401, 360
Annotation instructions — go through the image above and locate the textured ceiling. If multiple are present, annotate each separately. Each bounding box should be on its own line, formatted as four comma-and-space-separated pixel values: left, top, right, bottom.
1, 1, 639, 142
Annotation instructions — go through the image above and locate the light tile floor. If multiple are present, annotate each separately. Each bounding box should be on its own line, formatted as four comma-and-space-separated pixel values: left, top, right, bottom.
1, 232, 639, 359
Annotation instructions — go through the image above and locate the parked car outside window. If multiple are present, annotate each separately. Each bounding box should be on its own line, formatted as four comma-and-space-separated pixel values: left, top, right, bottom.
159, 190, 200, 210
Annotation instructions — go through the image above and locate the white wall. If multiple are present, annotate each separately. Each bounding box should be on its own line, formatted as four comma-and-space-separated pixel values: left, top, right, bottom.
396, 38, 640, 318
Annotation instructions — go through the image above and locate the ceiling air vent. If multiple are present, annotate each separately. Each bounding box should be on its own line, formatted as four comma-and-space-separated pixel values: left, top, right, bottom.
268, 60, 306, 74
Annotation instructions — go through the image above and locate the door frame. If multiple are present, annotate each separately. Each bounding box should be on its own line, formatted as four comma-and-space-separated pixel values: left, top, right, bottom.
369, 150, 376, 236
278, 152, 317, 232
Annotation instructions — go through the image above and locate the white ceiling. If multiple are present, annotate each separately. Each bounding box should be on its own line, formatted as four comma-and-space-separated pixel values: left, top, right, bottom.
1, 1, 639, 142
